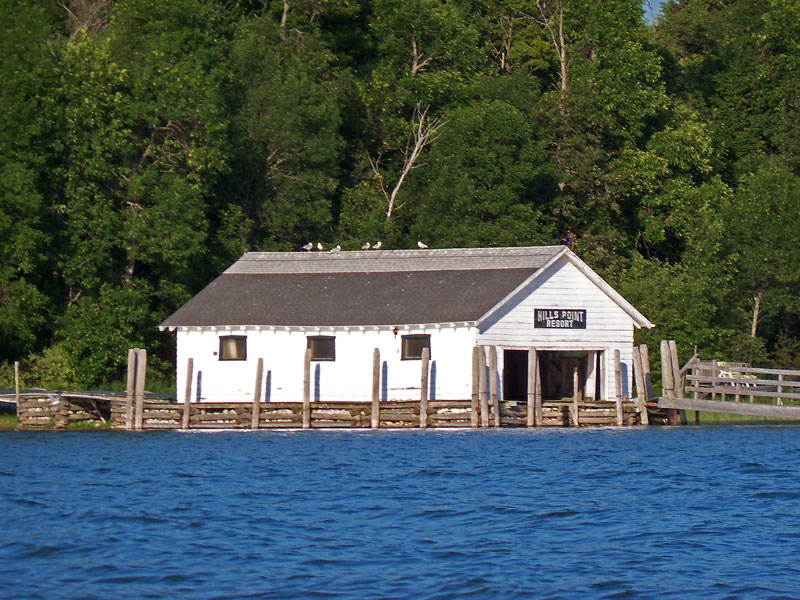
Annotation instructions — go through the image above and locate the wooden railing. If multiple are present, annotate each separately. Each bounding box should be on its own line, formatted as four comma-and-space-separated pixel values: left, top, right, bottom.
665, 358, 800, 418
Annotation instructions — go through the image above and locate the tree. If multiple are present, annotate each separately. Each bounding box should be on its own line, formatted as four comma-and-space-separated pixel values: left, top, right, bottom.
228, 16, 346, 250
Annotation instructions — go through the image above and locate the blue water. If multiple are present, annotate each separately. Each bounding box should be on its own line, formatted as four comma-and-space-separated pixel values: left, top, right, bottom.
3, 426, 800, 599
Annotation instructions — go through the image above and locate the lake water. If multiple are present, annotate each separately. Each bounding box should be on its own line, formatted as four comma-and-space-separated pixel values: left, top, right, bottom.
3, 426, 800, 599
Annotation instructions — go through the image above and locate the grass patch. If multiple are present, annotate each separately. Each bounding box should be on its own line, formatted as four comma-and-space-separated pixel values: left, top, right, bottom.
102, 375, 176, 395
0, 407, 18, 428
694, 411, 800, 424
66, 420, 111, 430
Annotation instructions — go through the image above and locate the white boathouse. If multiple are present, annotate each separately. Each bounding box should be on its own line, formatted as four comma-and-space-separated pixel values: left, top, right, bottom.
159, 246, 653, 404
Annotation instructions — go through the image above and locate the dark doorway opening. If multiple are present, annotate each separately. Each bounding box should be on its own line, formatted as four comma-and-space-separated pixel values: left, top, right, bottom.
503, 350, 528, 401
539, 351, 588, 400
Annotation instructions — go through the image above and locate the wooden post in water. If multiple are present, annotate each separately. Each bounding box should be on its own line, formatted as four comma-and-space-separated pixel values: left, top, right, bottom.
534, 351, 543, 427
479, 347, 489, 427
669, 340, 687, 425
660, 341, 677, 425
640, 344, 654, 401
125, 349, 137, 430
489, 346, 500, 427
251, 358, 264, 430
614, 350, 624, 426
471, 347, 480, 428
632, 347, 649, 425
420, 347, 430, 428
14, 361, 20, 410
527, 348, 538, 427
571, 367, 580, 427
133, 348, 147, 430
303, 348, 311, 429
372, 348, 380, 429
182, 358, 193, 429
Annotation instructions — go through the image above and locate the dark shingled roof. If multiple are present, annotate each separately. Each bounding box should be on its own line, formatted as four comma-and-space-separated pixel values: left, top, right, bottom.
161, 247, 565, 327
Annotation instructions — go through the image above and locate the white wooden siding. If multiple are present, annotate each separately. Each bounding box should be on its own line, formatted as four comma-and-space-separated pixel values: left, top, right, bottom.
176, 326, 476, 403
477, 256, 637, 399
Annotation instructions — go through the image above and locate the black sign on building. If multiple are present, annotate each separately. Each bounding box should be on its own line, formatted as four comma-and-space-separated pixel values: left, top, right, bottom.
534, 309, 587, 329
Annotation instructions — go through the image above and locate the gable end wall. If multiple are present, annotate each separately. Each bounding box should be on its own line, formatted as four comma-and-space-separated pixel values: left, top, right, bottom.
477, 257, 637, 398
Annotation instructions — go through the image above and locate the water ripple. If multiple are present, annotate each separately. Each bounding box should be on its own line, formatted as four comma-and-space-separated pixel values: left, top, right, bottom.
3, 426, 800, 599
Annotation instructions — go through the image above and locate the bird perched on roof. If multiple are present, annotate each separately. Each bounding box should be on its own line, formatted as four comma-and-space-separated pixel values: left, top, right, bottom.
361, 242, 371, 250
330, 244, 341, 252
373, 241, 382, 249
302, 242, 313, 251
417, 241, 428, 249
316, 242, 324, 250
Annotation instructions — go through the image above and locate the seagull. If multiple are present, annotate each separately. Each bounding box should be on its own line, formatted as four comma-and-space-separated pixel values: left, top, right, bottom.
373, 241, 382, 250
417, 241, 428, 249
316, 242, 324, 251
361, 242, 371, 250
329, 244, 341, 252
302, 242, 313, 251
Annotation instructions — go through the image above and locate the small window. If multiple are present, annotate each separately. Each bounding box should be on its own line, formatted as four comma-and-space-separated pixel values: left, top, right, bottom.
402, 335, 431, 360
219, 336, 247, 361
308, 336, 335, 361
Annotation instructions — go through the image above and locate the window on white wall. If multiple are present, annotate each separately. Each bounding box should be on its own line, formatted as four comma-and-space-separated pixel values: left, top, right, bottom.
308, 336, 335, 361
401, 334, 431, 360
219, 336, 247, 361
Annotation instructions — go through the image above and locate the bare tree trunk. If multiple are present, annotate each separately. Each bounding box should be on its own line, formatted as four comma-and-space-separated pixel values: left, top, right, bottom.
370, 103, 447, 221
750, 291, 762, 338
536, 0, 568, 92
59, 0, 109, 40
410, 27, 434, 75
280, 0, 290, 40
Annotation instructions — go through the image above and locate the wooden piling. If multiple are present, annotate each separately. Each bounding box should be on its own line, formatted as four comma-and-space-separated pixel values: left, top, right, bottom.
182, 358, 193, 429
613, 350, 623, 426
632, 347, 649, 425
489, 346, 499, 428
420, 347, 430, 428
303, 348, 311, 429
527, 348, 538, 427
133, 348, 147, 430
669, 341, 687, 425
471, 347, 480, 428
125, 349, 137, 430
251, 358, 264, 429
640, 344, 654, 400
660, 340, 677, 425
14, 361, 20, 410
372, 348, 380, 428
571, 367, 580, 426
478, 347, 489, 427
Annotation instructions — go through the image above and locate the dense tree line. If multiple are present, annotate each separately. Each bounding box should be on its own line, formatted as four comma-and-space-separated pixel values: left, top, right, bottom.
1, 0, 798, 389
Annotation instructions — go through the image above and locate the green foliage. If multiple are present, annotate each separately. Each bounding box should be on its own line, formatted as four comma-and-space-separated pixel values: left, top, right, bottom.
2, 0, 799, 387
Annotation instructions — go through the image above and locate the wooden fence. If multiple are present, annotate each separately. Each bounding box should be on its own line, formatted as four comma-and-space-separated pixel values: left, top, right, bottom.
674, 359, 800, 419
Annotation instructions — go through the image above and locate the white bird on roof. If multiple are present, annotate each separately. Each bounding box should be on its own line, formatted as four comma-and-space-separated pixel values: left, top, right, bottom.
316, 242, 324, 250
417, 241, 428, 249
302, 242, 313, 251
361, 242, 371, 250
330, 244, 341, 252
373, 241, 382, 249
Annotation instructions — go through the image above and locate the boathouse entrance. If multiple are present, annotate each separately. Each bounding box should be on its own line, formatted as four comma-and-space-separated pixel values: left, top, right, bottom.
538, 351, 595, 401
503, 350, 528, 401
503, 350, 604, 402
